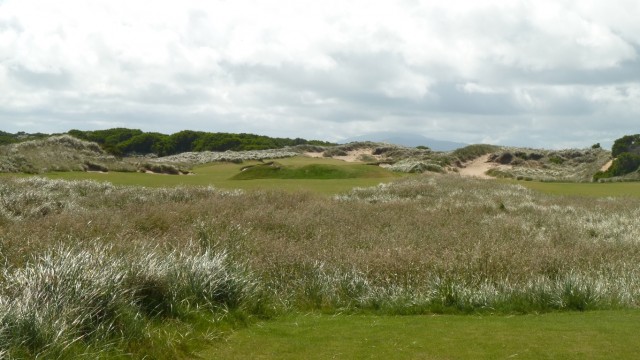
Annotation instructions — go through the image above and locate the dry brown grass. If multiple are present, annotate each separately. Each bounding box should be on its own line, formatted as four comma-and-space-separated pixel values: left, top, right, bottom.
2, 175, 640, 314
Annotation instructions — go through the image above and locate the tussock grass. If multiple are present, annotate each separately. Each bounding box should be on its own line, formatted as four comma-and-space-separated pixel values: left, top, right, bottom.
0, 243, 258, 358
0, 135, 123, 174
487, 147, 611, 182
1, 175, 640, 355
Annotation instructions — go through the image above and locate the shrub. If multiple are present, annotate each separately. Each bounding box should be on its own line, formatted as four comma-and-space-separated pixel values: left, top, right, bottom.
494, 153, 514, 164
84, 161, 109, 172
323, 148, 348, 157
612, 134, 640, 157
452, 144, 500, 162
594, 152, 640, 180
549, 156, 565, 165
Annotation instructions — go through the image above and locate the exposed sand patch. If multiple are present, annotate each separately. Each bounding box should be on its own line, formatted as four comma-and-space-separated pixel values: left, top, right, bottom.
458, 154, 510, 179
600, 160, 613, 172
304, 152, 325, 158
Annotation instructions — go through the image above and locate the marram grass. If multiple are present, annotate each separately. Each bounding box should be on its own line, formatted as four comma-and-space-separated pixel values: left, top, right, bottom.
1, 175, 640, 356
0, 243, 258, 358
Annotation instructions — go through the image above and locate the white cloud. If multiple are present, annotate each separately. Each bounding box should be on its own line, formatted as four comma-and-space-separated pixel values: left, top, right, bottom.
0, 0, 639, 148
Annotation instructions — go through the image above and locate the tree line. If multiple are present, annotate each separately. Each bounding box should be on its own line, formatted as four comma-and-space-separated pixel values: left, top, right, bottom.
67, 128, 334, 156
0, 131, 49, 145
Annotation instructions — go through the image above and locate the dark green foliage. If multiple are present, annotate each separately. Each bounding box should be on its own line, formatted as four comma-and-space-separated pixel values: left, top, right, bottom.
594, 134, 640, 180
67, 128, 335, 156
549, 156, 565, 165
610, 153, 640, 175
0, 131, 17, 145
69, 128, 143, 155
592, 143, 601, 149
495, 152, 514, 164
612, 134, 640, 157
0, 131, 49, 145
594, 153, 640, 180
117, 132, 167, 155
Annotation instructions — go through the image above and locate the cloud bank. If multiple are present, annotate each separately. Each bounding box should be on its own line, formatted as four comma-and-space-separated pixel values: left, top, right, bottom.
1, 0, 639, 148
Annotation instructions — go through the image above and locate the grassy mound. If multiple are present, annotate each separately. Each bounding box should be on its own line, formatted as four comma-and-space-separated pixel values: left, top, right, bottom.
231, 162, 394, 180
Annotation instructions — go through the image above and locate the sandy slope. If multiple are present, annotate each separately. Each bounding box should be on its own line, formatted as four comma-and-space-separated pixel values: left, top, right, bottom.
600, 160, 613, 172
458, 154, 499, 179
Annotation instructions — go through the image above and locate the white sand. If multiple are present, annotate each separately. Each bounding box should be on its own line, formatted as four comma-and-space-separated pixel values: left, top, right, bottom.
600, 160, 613, 172
457, 154, 509, 179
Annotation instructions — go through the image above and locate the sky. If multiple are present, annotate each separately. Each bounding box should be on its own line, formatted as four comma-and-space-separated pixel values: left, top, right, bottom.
1, 0, 639, 149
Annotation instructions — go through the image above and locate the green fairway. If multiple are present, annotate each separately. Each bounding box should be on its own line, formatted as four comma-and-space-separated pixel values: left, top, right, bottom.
203, 311, 640, 359
232, 162, 392, 180
6, 156, 402, 195
510, 180, 640, 197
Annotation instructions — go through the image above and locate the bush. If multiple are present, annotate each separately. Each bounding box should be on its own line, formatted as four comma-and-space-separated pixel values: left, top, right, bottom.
494, 153, 514, 165
549, 156, 565, 165
452, 144, 499, 162
139, 163, 181, 175
84, 162, 109, 172
594, 152, 640, 180
612, 134, 640, 157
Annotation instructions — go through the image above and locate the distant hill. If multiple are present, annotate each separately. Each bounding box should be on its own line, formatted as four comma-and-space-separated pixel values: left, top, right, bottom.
341, 132, 467, 151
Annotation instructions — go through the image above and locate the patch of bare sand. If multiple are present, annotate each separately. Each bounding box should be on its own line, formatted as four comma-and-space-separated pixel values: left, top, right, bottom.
304, 152, 325, 158
458, 154, 510, 179
600, 160, 613, 172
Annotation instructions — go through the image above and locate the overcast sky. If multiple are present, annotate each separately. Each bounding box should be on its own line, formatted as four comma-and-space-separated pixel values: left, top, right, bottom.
1, 0, 639, 148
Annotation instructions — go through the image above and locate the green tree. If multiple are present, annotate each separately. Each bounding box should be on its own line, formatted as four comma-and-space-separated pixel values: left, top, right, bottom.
168, 130, 204, 154
608, 153, 640, 176
612, 134, 640, 157
117, 133, 168, 155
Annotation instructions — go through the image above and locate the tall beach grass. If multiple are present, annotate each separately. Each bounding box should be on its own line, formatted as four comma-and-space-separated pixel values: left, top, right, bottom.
1, 174, 640, 356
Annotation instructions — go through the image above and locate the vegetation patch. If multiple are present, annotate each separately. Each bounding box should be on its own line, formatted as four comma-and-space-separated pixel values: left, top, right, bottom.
485, 147, 611, 182
68, 128, 334, 156
594, 133, 640, 181
231, 162, 394, 180
2, 175, 640, 355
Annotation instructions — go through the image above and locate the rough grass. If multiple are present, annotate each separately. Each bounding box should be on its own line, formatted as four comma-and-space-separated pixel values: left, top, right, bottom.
486, 147, 611, 182
2, 174, 640, 356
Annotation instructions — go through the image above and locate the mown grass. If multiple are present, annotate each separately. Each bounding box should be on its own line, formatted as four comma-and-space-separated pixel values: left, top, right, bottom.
509, 179, 640, 198
205, 311, 640, 359
232, 162, 393, 180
